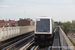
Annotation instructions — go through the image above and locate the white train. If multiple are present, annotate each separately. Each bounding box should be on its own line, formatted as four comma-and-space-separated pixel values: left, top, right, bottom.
34, 17, 54, 45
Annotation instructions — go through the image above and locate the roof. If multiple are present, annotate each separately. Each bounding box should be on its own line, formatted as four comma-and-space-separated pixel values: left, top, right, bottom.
0, 20, 4, 21
5, 20, 17, 23
0, 20, 4, 22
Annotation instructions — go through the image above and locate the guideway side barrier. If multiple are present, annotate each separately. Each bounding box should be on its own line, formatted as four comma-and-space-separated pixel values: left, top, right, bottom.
0, 26, 35, 41
59, 26, 75, 50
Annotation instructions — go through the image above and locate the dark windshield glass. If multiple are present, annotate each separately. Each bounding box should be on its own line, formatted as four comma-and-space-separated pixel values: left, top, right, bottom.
36, 19, 50, 32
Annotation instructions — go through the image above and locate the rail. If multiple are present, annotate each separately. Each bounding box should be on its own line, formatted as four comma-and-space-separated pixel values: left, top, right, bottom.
2, 34, 34, 50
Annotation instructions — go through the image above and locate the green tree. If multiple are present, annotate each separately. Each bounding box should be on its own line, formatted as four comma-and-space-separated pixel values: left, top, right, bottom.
62, 21, 72, 34
54, 21, 59, 26
72, 22, 75, 29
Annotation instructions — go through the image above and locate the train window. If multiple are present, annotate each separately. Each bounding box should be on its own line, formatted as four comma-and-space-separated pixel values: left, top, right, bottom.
36, 19, 50, 32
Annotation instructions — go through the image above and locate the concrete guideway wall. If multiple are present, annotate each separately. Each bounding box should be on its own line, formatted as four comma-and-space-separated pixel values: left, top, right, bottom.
59, 26, 75, 50
20, 26, 34, 34
0, 26, 34, 41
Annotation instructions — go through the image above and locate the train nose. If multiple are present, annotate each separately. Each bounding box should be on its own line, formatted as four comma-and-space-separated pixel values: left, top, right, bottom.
40, 37, 45, 41
41, 37, 45, 39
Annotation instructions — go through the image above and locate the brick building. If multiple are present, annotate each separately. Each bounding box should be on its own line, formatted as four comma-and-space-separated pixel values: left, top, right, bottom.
18, 18, 34, 26
0, 20, 5, 28
5, 20, 17, 27
0, 20, 17, 28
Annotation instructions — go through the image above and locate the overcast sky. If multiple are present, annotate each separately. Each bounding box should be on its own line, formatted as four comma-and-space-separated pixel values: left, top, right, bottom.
0, 0, 75, 22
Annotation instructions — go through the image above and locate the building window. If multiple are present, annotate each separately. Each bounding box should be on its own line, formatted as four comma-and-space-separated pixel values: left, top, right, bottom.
7, 23, 9, 25
15, 24, 18, 26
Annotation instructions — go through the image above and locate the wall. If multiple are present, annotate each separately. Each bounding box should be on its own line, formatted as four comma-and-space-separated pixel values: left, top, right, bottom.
59, 26, 75, 50
18, 19, 30, 26
0, 26, 35, 41
0, 22, 1, 28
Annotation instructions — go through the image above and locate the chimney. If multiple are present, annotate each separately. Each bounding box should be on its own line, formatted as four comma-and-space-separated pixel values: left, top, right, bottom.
31, 19, 33, 21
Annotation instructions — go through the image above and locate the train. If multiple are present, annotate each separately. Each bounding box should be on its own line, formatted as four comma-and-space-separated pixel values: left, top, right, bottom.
34, 17, 54, 46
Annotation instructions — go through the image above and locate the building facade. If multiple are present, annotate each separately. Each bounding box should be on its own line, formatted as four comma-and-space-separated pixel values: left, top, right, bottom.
18, 18, 34, 26
72, 20, 75, 23
0, 20, 17, 28
0, 20, 5, 28
5, 20, 17, 27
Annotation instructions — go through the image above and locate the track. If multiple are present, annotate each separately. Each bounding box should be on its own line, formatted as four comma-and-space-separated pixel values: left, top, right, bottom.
2, 34, 34, 50
21, 44, 52, 50
52, 27, 61, 50
20, 40, 34, 50
26, 27, 58, 50
0, 31, 34, 50
20, 37, 54, 50
30, 45, 52, 50
1, 27, 59, 50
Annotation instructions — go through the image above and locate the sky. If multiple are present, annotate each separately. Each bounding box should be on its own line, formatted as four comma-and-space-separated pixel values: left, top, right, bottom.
0, 0, 75, 22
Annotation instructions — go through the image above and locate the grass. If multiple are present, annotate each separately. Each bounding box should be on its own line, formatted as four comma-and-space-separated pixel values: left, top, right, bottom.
68, 37, 75, 46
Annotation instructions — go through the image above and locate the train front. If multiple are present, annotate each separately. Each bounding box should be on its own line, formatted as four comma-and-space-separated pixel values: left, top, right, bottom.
35, 17, 52, 45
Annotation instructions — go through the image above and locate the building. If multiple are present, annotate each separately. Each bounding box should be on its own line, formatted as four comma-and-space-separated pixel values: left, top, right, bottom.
18, 18, 34, 26
5, 20, 18, 27
0, 20, 5, 28
72, 20, 75, 23
0, 20, 18, 28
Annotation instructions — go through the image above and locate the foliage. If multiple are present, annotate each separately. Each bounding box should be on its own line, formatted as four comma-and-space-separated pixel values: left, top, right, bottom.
54, 21, 75, 34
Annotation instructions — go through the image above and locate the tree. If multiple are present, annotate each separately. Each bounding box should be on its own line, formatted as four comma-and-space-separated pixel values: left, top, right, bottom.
54, 21, 59, 26
72, 22, 75, 29
62, 21, 72, 34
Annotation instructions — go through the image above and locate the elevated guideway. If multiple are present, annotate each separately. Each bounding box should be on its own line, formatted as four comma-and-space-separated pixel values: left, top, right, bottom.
19, 26, 75, 50
53, 26, 75, 50
0, 25, 75, 50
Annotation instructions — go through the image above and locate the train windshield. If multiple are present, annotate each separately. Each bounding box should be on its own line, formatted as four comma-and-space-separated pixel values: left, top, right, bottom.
36, 19, 50, 32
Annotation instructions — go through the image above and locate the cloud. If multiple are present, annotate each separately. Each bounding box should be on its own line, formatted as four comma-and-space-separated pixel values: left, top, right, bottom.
0, 5, 9, 7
